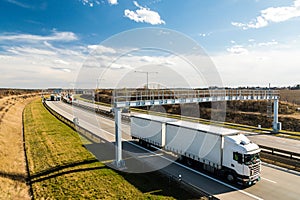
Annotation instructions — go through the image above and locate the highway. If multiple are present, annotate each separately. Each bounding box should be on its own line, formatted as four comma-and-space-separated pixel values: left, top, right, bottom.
46, 101, 300, 200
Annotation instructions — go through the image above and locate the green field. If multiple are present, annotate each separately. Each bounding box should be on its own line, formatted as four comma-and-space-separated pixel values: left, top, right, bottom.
23, 99, 201, 199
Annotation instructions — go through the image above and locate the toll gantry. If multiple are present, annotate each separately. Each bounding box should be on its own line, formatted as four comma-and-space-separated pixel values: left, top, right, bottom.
112, 88, 280, 168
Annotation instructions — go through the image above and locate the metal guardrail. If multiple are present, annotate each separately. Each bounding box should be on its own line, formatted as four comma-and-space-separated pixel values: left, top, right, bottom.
161, 171, 219, 200
260, 145, 300, 161
43, 101, 104, 144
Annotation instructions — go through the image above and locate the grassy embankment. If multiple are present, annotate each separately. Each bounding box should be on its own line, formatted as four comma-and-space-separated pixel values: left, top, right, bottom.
0, 93, 37, 200
24, 99, 202, 199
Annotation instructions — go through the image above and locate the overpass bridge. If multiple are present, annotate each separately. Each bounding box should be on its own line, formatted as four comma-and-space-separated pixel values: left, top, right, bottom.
112, 89, 280, 168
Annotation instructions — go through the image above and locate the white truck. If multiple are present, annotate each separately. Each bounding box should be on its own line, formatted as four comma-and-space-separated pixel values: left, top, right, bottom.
131, 114, 261, 186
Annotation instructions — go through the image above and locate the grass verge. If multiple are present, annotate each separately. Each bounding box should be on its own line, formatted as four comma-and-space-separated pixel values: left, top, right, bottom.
24, 99, 203, 199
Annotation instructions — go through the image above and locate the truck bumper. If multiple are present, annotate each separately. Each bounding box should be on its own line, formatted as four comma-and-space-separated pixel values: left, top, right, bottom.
238, 175, 260, 186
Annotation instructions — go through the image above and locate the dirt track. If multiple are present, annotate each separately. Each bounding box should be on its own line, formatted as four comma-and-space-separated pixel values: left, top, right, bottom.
0, 94, 37, 199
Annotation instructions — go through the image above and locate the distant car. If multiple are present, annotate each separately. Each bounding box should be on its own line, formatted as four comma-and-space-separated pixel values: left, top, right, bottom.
73, 117, 79, 125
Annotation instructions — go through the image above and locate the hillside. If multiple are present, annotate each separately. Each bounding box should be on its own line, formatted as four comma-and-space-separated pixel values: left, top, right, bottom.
280, 89, 300, 105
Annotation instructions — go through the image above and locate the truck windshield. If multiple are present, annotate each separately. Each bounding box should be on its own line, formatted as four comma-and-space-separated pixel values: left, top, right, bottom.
244, 153, 260, 165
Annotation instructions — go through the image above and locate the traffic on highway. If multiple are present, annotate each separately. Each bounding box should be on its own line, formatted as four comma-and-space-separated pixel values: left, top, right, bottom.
46, 99, 300, 200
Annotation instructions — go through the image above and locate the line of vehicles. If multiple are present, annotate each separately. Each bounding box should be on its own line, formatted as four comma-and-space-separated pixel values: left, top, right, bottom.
48, 93, 74, 103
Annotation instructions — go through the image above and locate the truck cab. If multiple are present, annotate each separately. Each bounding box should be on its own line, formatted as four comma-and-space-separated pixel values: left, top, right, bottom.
223, 134, 261, 186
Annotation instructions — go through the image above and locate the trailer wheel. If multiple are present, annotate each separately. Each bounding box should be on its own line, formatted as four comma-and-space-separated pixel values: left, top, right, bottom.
226, 172, 236, 182
139, 139, 143, 146
146, 143, 150, 148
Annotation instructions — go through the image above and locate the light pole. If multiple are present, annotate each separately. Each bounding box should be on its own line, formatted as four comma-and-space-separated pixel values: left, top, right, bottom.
134, 70, 158, 89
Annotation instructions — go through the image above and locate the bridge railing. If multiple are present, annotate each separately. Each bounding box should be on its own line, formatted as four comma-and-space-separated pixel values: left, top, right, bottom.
113, 89, 279, 104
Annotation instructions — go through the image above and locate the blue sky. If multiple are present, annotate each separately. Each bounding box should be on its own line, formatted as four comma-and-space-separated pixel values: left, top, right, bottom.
1, 0, 300, 88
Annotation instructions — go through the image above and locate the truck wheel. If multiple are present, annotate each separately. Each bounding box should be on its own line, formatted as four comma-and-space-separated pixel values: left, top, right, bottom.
177, 156, 184, 163
226, 172, 235, 182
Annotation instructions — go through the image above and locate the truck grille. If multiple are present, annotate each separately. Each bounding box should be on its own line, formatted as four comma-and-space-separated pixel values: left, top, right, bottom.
249, 162, 260, 176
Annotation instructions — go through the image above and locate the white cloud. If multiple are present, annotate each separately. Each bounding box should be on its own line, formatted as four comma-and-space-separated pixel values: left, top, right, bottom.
213, 48, 300, 87
164, 59, 175, 66
108, 0, 118, 5
5, 0, 32, 9
232, 0, 300, 29
226, 39, 278, 55
0, 32, 85, 88
51, 67, 72, 72
124, 1, 165, 25
258, 40, 278, 47
80, 0, 117, 7
140, 56, 153, 62
199, 33, 209, 37
80, 0, 101, 7
212, 38, 300, 87
87, 45, 117, 54
5, 46, 57, 56
227, 45, 249, 55
0, 31, 78, 42
110, 63, 132, 69
54, 59, 70, 65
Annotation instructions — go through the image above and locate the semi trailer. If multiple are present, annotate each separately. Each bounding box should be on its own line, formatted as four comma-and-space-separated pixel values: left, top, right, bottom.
131, 114, 261, 186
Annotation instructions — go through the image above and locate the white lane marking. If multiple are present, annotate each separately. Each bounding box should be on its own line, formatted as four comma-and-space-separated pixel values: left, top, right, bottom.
51, 102, 264, 200
136, 153, 164, 159
261, 177, 277, 184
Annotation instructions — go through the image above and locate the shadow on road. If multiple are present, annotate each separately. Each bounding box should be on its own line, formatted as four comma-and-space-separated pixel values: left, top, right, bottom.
84, 140, 213, 199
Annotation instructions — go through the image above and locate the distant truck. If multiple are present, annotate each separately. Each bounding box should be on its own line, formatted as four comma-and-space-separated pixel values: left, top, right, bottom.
50, 94, 61, 101
50, 94, 55, 101
131, 114, 261, 186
